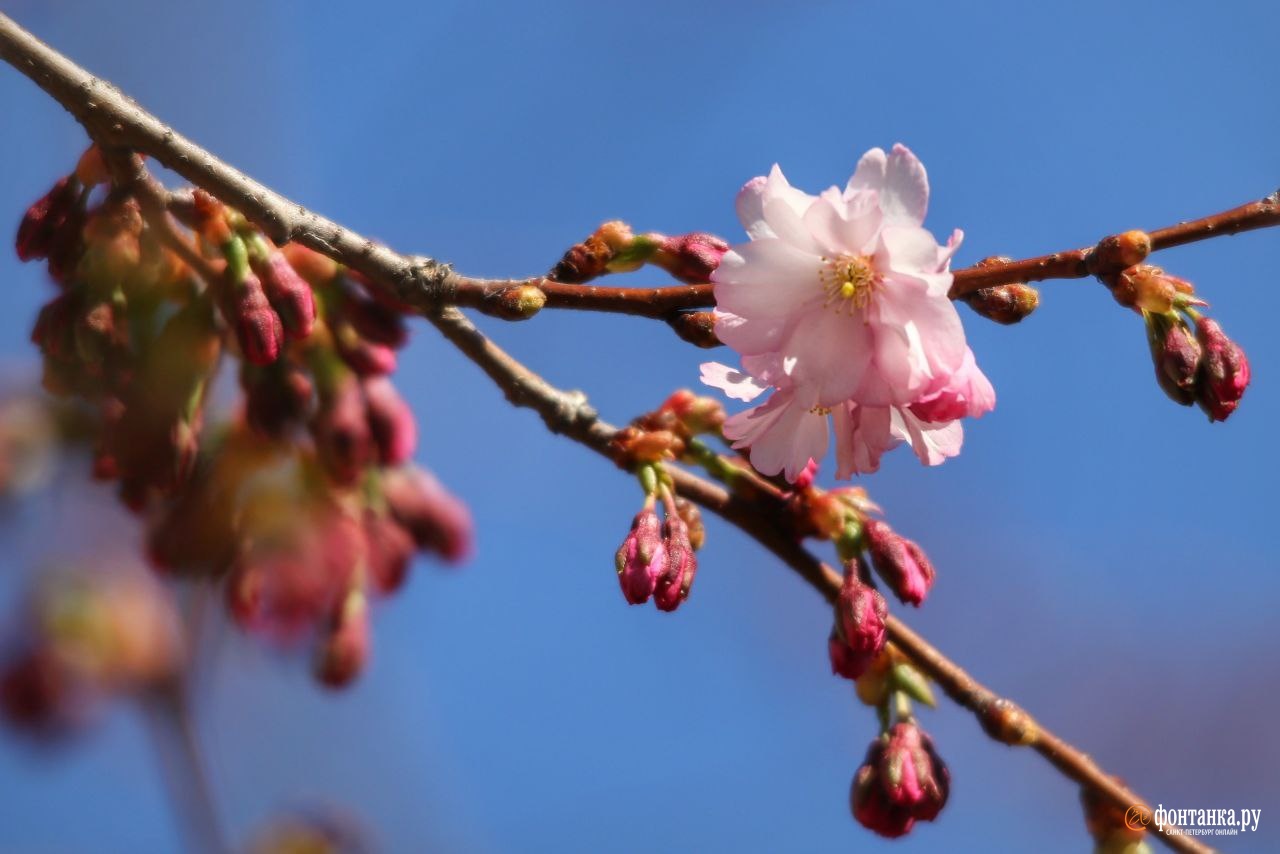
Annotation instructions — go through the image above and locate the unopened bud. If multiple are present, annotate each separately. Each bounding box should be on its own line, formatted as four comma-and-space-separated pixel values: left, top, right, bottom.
1194, 317, 1250, 422
312, 373, 374, 485
1145, 315, 1200, 406
493, 285, 547, 320
1088, 230, 1151, 276
666, 311, 721, 348
340, 284, 408, 348
863, 520, 936, 606
74, 145, 111, 187
962, 283, 1039, 325
1110, 265, 1200, 314
1081, 780, 1148, 848
651, 232, 729, 283
382, 466, 473, 562
333, 322, 398, 376
615, 506, 665, 605
364, 510, 416, 595
673, 497, 704, 550
363, 376, 417, 466
980, 698, 1039, 746
837, 568, 887, 662
279, 243, 339, 286
16, 177, 82, 265
550, 221, 637, 283
223, 270, 284, 366
654, 516, 697, 610
255, 251, 316, 341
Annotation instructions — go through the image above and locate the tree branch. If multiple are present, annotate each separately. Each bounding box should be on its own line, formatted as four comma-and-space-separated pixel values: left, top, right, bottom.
0, 11, 1215, 851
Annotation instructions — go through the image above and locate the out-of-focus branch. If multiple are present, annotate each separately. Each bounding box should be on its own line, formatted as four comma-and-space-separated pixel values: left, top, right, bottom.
143, 681, 226, 854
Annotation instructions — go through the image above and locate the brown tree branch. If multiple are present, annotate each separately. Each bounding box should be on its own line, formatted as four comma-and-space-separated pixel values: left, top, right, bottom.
427, 306, 1208, 853
0, 12, 1214, 852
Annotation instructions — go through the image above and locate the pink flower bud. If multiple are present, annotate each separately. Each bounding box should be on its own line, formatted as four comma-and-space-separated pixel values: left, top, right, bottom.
362, 377, 417, 466
863, 520, 935, 606
615, 507, 666, 605
333, 322, 398, 376
850, 722, 949, 837
879, 722, 949, 821
653, 232, 730, 284
837, 568, 887, 661
255, 251, 316, 341
223, 271, 284, 366
312, 373, 374, 485
364, 510, 416, 595
828, 629, 875, 681
382, 467, 473, 563
314, 590, 371, 689
1194, 317, 1250, 422
31, 292, 79, 362
654, 516, 697, 611
0, 646, 84, 736
340, 285, 408, 349
15, 177, 80, 263
1147, 315, 1200, 406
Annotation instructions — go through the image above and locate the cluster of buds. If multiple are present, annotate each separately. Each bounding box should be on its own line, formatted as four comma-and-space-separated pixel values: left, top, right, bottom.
1091, 231, 1251, 420
791, 469, 937, 607
550, 221, 728, 285
960, 256, 1040, 324
15, 150, 472, 687
0, 568, 183, 738
614, 466, 702, 612
612, 389, 726, 466
850, 721, 950, 838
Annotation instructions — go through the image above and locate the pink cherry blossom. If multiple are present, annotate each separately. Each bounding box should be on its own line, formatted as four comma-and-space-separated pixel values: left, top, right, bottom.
702, 145, 994, 480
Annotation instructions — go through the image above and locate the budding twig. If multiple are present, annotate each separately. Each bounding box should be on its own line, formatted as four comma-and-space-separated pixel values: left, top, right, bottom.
0, 11, 1216, 852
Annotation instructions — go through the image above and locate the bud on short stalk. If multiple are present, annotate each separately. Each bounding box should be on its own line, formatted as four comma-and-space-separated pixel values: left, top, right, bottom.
863, 520, 936, 606
1194, 317, 1250, 422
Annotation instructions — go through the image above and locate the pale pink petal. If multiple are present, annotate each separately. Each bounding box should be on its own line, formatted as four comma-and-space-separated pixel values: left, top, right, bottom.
803, 189, 882, 258
894, 410, 964, 466
847, 147, 887, 195
876, 225, 946, 276
937, 228, 964, 270
700, 362, 769, 402
873, 276, 968, 382
724, 389, 829, 482
834, 404, 899, 478
761, 166, 821, 253
881, 144, 929, 226
712, 239, 821, 355
735, 176, 773, 240
780, 307, 873, 406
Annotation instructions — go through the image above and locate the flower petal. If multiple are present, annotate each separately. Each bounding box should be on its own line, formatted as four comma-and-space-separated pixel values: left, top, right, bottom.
847, 147, 887, 195
700, 361, 768, 402
882, 144, 929, 226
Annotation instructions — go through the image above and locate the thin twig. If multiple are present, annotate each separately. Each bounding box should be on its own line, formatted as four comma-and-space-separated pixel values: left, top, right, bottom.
142, 681, 226, 854
0, 12, 1215, 851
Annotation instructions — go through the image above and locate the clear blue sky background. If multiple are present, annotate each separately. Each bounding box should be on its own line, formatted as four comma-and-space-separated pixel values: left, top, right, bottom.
0, 2, 1277, 852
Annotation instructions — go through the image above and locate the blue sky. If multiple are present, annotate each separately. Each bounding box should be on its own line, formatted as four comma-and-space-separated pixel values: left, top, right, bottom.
0, 1, 1277, 852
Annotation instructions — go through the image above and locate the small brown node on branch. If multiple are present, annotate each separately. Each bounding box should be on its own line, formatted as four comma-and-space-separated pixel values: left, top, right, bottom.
960, 257, 1039, 324
491, 285, 546, 320
666, 310, 721, 347
1087, 229, 1151, 277
979, 697, 1039, 746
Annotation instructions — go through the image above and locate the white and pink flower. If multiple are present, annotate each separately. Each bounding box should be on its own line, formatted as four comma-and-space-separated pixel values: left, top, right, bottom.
702, 145, 993, 480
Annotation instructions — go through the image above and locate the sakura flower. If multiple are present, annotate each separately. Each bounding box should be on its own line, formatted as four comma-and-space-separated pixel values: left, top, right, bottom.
703, 145, 994, 481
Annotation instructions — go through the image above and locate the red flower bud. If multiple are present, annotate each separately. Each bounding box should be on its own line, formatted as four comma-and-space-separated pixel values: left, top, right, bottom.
362, 377, 417, 466
615, 506, 665, 605
340, 285, 407, 349
364, 510, 416, 595
223, 271, 284, 366
255, 251, 316, 341
863, 520, 935, 606
654, 516, 697, 611
851, 722, 950, 837
1194, 317, 1250, 422
333, 322, 397, 376
1146, 315, 1200, 406
835, 568, 887, 668
652, 232, 729, 284
382, 467, 473, 563
312, 373, 374, 485
16, 177, 80, 263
